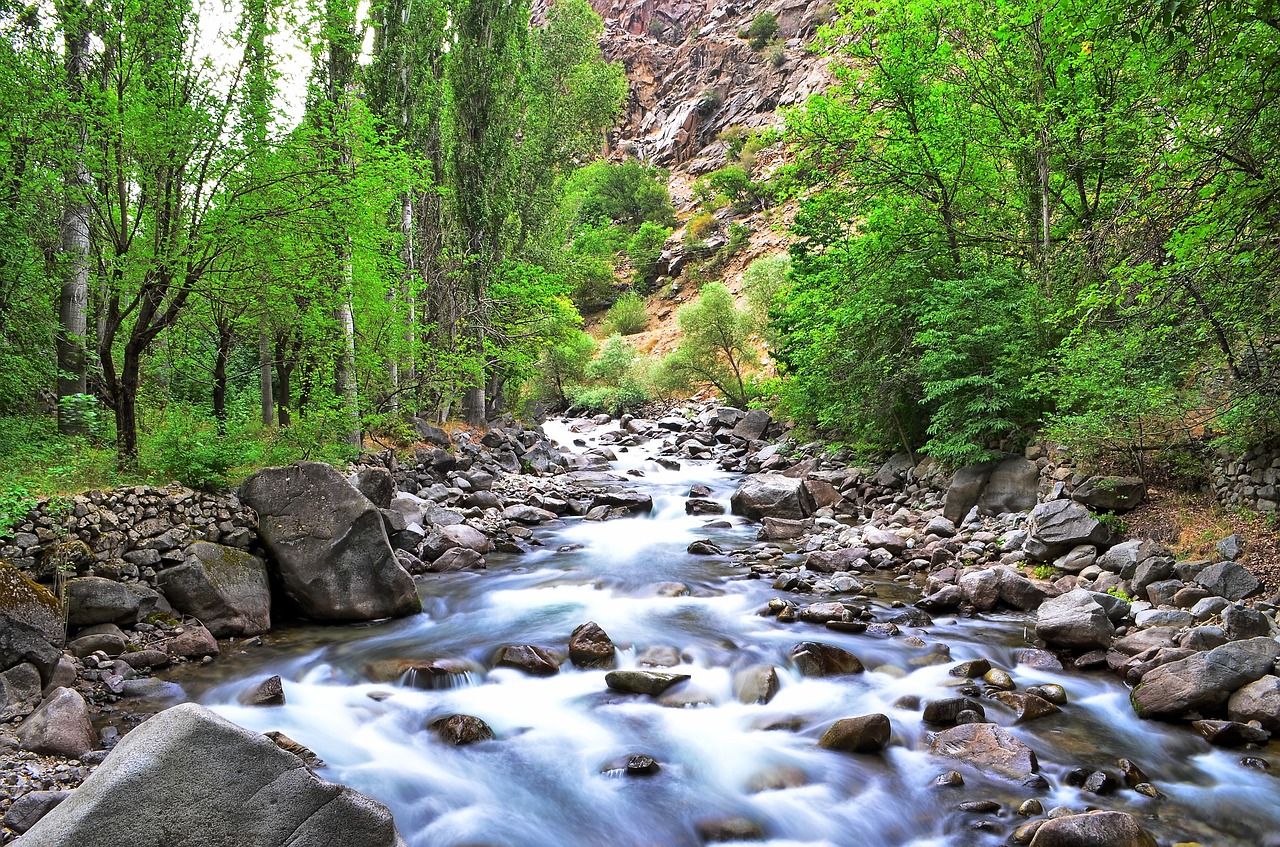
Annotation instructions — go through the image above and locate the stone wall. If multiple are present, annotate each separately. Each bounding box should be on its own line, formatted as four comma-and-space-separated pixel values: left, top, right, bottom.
0, 485, 258, 590
1211, 444, 1280, 513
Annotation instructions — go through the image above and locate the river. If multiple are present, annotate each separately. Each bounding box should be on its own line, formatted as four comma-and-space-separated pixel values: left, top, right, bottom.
173, 419, 1280, 846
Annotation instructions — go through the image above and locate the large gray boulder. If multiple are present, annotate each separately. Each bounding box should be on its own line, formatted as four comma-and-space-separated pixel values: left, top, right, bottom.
731, 409, 771, 441
240, 462, 421, 622
1071, 476, 1147, 512
1227, 675, 1280, 731
64, 577, 161, 628
1026, 500, 1113, 560
1028, 811, 1158, 847
1132, 636, 1280, 719
977, 457, 1040, 516
159, 542, 271, 637
0, 562, 64, 683
1035, 589, 1115, 650
18, 703, 406, 847
730, 474, 814, 520
1194, 561, 1261, 601
16, 687, 95, 758
942, 462, 995, 524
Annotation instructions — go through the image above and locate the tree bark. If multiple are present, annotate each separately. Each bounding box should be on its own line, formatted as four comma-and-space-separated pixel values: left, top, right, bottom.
56, 1, 92, 436
258, 326, 274, 426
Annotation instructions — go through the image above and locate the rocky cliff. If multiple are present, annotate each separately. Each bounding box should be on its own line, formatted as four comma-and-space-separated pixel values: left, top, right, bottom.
586, 0, 835, 165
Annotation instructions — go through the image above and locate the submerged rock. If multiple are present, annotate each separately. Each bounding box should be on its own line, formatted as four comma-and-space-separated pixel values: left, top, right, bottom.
818, 714, 891, 753
930, 722, 1039, 781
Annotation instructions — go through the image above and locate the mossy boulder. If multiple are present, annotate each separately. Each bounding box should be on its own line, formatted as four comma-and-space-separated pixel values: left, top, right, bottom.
0, 560, 64, 684
159, 542, 270, 637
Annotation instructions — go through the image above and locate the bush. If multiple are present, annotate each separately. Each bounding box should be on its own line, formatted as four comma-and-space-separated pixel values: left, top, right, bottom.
605, 292, 649, 335
726, 222, 751, 256
742, 253, 791, 330
627, 221, 671, 289
765, 41, 786, 68
146, 404, 251, 490
744, 12, 779, 49
697, 89, 723, 117
564, 161, 676, 230
687, 211, 718, 241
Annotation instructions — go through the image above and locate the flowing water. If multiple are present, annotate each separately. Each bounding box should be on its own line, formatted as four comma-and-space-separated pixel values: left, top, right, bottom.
177, 420, 1280, 846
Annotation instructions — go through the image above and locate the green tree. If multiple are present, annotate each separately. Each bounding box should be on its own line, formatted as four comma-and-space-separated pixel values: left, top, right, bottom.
665, 283, 757, 409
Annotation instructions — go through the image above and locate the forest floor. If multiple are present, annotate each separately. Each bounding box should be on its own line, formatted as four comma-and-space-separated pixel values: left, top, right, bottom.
1124, 486, 1280, 594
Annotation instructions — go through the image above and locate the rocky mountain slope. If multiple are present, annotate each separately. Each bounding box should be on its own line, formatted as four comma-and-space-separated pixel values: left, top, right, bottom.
588, 0, 835, 165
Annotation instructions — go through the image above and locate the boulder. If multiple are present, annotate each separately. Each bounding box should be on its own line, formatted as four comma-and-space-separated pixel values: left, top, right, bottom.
239, 462, 421, 622
1096, 539, 1168, 578
1027, 811, 1157, 847
568, 621, 616, 668
818, 714, 891, 753
431, 714, 493, 745
16, 687, 95, 758
0, 562, 63, 682
605, 670, 690, 696
730, 474, 814, 520
1035, 590, 1115, 651
240, 675, 286, 707
165, 622, 219, 659
1192, 719, 1270, 746
159, 542, 271, 638
1217, 534, 1245, 561
0, 662, 42, 719
2, 790, 70, 834
977, 457, 1040, 516
65, 576, 159, 628
1194, 561, 1261, 601
1071, 476, 1146, 512
412, 418, 451, 447
493, 645, 560, 676
942, 462, 995, 524
731, 409, 771, 441
1026, 500, 1112, 559
863, 528, 907, 556
1132, 636, 1280, 719
734, 664, 779, 705
959, 569, 1001, 612
18, 703, 406, 847
790, 642, 864, 677
760, 516, 811, 540
929, 722, 1039, 781
425, 548, 485, 572
1227, 675, 1280, 731
502, 504, 557, 525
352, 467, 394, 509
439, 523, 493, 554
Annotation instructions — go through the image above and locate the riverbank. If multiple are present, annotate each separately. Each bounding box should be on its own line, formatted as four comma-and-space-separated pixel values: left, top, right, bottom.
2, 404, 1279, 845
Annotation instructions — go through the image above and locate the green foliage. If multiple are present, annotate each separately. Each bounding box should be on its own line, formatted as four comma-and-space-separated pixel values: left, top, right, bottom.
1106, 585, 1133, 603
725, 222, 751, 256
687, 212, 717, 241
564, 333, 659, 415
533, 330, 597, 403
742, 254, 791, 330
696, 89, 723, 117
1032, 564, 1058, 580
627, 221, 672, 290
695, 166, 772, 214
604, 292, 649, 335
146, 405, 250, 491
564, 160, 676, 231
0, 485, 34, 537
663, 282, 758, 409
743, 12, 779, 50
764, 41, 786, 68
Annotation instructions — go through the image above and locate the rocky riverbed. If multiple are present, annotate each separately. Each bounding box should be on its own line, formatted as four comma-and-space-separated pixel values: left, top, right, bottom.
1, 405, 1279, 845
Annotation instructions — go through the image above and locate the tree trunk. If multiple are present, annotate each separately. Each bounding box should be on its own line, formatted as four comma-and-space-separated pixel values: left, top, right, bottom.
56, 3, 92, 436
275, 333, 294, 426
258, 326, 274, 426
337, 288, 361, 448
115, 348, 142, 465
212, 317, 234, 434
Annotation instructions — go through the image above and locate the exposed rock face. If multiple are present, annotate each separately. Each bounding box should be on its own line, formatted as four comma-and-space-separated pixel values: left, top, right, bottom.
18, 703, 407, 847
730, 474, 814, 520
240, 462, 421, 622
159, 542, 271, 637
574, 0, 836, 165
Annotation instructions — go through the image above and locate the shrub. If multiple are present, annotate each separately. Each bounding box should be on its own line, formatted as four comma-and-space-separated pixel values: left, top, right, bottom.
605, 292, 649, 335
627, 221, 672, 289
564, 161, 676, 230
697, 88, 723, 117
687, 211, 717, 240
765, 40, 786, 68
743, 253, 791, 331
745, 12, 779, 49
147, 405, 249, 490
725, 222, 751, 256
